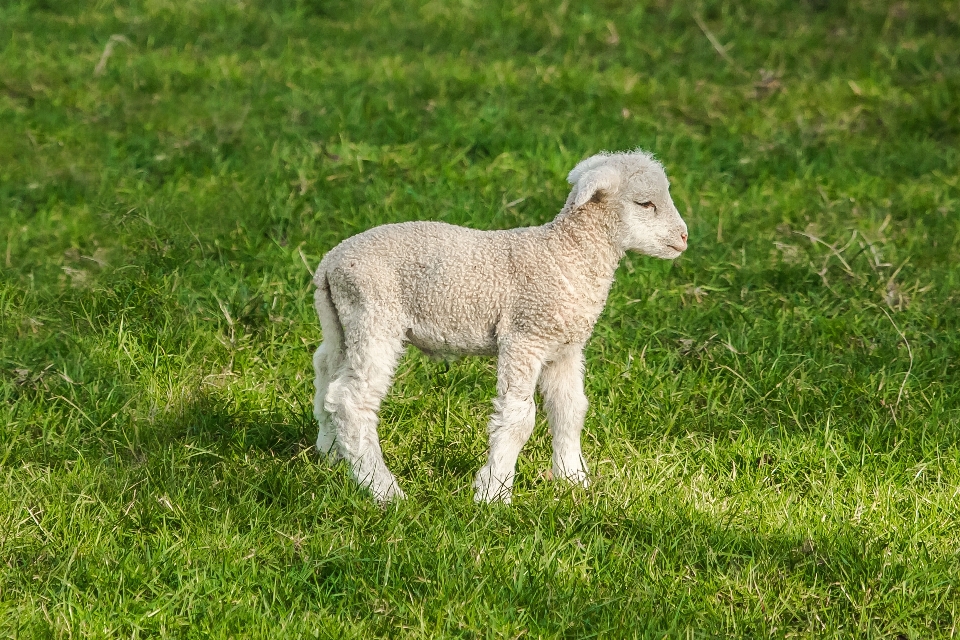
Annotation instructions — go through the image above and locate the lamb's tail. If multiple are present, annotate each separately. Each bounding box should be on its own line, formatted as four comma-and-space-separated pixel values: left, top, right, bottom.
314, 269, 344, 355
313, 268, 346, 456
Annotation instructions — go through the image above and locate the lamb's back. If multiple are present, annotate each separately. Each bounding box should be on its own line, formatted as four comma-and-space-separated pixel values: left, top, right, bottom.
321, 221, 544, 354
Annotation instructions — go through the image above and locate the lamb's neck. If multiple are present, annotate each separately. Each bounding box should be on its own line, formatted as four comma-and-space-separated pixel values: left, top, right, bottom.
547, 203, 624, 288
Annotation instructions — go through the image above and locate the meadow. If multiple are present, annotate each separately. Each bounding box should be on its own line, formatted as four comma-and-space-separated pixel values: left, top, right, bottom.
2, 0, 960, 636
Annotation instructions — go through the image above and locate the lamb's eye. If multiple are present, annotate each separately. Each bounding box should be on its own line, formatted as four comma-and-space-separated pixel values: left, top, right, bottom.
635, 201, 655, 210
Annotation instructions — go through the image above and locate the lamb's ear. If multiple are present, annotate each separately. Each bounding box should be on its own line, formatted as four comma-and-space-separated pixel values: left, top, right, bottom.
572, 164, 621, 208
567, 154, 609, 185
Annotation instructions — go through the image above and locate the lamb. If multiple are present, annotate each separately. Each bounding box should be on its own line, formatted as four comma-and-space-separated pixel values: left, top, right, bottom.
311, 149, 689, 503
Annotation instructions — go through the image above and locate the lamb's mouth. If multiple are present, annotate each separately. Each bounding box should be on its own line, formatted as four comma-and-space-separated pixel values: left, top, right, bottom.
666, 243, 686, 253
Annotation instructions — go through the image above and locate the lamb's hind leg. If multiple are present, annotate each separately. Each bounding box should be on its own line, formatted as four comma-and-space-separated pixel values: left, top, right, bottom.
475, 340, 545, 503
539, 345, 589, 487
325, 333, 405, 502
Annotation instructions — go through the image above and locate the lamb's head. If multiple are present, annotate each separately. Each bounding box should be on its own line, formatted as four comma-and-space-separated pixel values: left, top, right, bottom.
567, 150, 688, 259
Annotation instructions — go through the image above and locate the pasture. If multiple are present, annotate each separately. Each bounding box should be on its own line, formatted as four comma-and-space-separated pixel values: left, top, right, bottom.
2, 0, 959, 636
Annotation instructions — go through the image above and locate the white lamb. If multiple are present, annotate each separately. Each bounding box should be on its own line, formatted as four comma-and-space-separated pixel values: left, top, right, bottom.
312, 149, 689, 503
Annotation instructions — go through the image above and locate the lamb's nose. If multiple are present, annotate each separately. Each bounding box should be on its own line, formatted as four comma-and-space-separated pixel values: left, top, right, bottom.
680, 232, 688, 243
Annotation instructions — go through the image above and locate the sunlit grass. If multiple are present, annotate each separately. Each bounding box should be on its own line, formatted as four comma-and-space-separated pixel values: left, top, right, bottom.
2, 0, 959, 636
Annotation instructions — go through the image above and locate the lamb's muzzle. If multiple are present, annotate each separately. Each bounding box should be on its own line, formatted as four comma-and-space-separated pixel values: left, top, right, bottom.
311, 149, 688, 502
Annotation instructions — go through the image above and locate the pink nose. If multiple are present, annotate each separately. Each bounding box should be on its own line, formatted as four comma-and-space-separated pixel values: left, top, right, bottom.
680, 232, 688, 244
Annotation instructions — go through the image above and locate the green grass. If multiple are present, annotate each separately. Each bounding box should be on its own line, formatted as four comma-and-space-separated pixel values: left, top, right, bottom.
2, 0, 960, 636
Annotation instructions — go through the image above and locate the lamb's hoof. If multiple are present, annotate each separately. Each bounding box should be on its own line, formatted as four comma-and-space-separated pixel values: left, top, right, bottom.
315, 432, 343, 463
316, 444, 344, 464
351, 461, 405, 503
364, 472, 405, 503
554, 467, 590, 488
474, 467, 513, 503
474, 489, 512, 504
373, 482, 405, 504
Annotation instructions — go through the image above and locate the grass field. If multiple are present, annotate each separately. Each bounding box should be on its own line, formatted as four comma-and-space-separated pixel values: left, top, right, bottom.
2, 0, 960, 636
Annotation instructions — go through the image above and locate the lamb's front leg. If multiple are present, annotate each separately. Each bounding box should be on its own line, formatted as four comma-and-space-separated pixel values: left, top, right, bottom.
539, 344, 589, 487
474, 342, 544, 503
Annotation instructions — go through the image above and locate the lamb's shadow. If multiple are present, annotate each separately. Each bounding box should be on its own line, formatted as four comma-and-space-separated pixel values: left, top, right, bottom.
137, 385, 314, 459
113, 354, 493, 496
